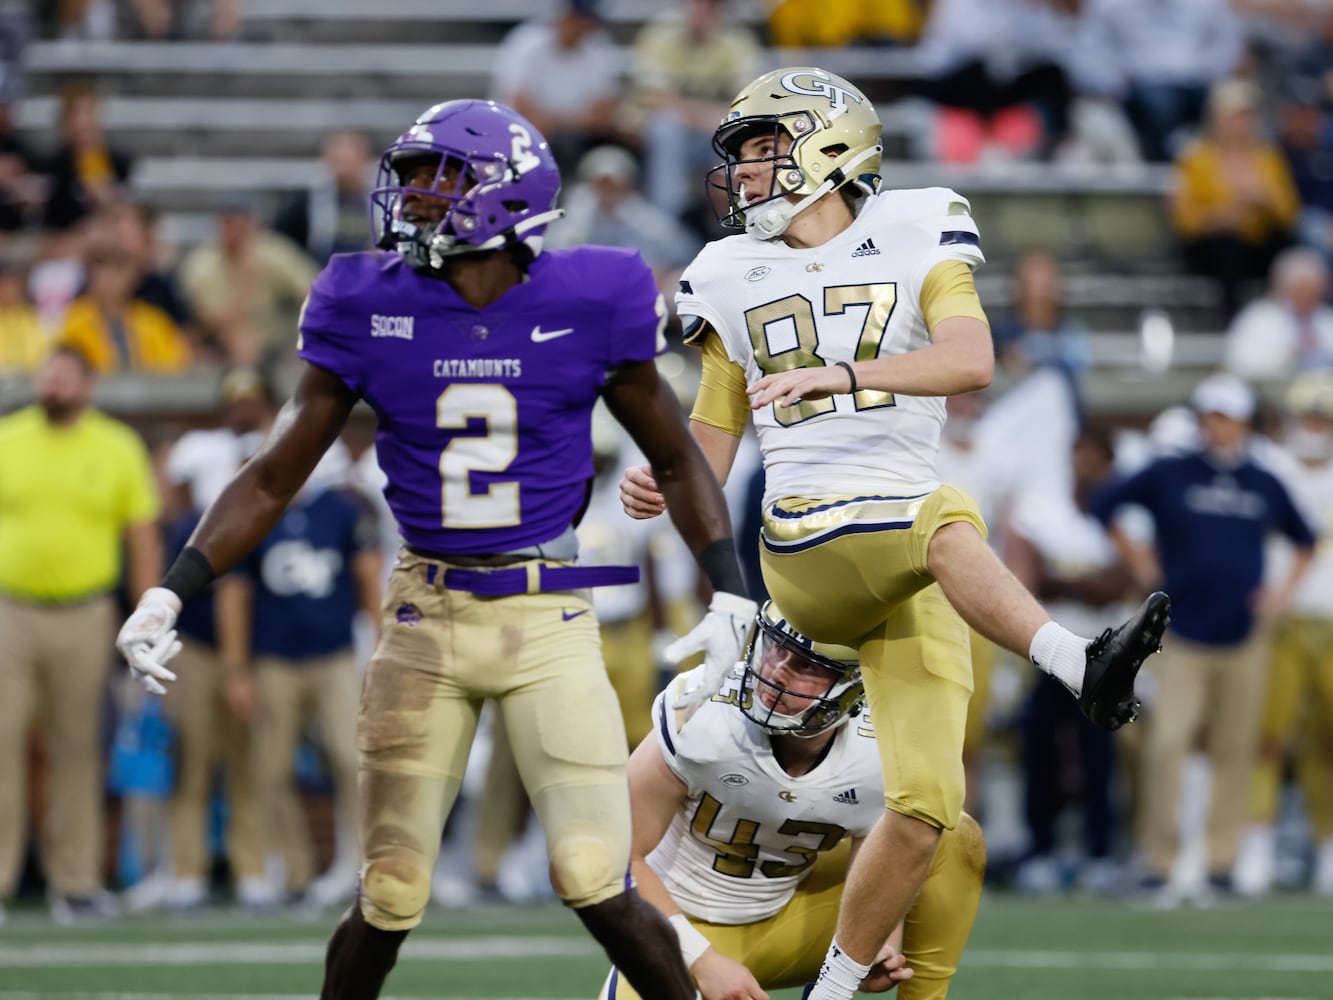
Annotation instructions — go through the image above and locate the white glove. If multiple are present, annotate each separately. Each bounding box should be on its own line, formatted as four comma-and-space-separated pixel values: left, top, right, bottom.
116, 586, 184, 695
666, 591, 759, 714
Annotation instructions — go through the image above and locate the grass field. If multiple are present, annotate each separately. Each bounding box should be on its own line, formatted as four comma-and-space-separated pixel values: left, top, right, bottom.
1, 893, 1330, 1000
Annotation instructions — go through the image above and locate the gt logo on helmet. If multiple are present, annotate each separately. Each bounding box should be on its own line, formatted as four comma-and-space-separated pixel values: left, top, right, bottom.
779, 71, 864, 115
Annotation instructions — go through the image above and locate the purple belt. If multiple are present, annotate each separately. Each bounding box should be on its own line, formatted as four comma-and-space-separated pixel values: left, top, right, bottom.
425, 562, 640, 596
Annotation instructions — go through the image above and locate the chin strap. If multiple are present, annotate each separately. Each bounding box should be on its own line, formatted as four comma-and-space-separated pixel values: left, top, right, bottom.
743, 146, 881, 240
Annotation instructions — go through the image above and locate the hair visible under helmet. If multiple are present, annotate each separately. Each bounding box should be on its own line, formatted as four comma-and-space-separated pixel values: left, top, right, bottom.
708, 67, 882, 240
740, 601, 865, 737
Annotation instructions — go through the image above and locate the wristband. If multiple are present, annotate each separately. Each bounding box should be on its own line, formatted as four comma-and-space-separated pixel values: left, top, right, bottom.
835, 360, 858, 394
161, 546, 216, 603
698, 538, 747, 596
668, 913, 712, 968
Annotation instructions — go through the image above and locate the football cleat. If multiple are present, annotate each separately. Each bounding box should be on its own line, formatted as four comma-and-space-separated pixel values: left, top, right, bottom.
1079, 591, 1171, 731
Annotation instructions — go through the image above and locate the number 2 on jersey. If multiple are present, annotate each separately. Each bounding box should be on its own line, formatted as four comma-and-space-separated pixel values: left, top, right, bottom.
435, 384, 520, 528
744, 283, 898, 426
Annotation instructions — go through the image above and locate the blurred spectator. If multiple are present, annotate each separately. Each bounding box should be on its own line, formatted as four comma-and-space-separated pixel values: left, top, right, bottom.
1091, 374, 1316, 897
991, 248, 1092, 391
545, 145, 698, 287
0, 97, 40, 233
215, 469, 380, 906
1077, 0, 1245, 162
1273, 78, 1333, 269
1006, 427, 1135, 895
1224, 247, 1333, 380
58, 240, 192, 374
1288, 8, 1333, 111
178, 194, 318, 367
52, 0, 115, 41
41, 84, 132, 234
767, 0, 926, 48
916, 0, 1074, 162
125, 367, 286, 912
105, 200, 190, 330
130, 507, 272, 912
1170, 78, 1299, 320
1236, 370, 1333, 898
126, 0, 244, 41
274, 130, 375, 267
0, 346, 162, 923
0, 258, 50, 373
0, 4, 37, 233
626, 0, 761, 228
490, 0, 625, 175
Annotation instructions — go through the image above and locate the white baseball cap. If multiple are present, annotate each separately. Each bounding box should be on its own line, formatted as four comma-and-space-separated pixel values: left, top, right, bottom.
1192, 372, 1255, 421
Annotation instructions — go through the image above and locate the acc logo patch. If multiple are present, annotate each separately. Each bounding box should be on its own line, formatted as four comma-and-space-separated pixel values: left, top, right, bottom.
395, 603, 422, 626
720, 772, 749, 787
744, 266, 771, 283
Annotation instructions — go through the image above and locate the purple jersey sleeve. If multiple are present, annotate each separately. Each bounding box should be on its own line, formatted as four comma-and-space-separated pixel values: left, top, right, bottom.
597, 246, 667, 369
297, 256, 371, 397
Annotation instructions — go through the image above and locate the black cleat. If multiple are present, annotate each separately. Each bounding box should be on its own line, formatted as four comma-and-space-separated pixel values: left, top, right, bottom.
1079, 591, 1171, 731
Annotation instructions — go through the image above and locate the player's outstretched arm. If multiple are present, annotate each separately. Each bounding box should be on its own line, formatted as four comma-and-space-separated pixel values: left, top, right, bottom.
117, 362, 357, 693
187, 363, 358, 574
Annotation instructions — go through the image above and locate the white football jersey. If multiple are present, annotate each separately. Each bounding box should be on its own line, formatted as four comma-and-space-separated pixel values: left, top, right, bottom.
677, 188, 985, 506
646, 667, 883, 925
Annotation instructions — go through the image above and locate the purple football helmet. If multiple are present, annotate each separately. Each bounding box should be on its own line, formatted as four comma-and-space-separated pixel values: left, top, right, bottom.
370, 100, 563, 270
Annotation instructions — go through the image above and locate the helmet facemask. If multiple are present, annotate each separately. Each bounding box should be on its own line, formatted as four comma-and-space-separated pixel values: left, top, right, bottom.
740, 604, 865, 738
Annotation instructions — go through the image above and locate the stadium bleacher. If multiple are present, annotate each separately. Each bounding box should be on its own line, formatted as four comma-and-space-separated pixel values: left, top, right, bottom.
12, 2, 1235, 415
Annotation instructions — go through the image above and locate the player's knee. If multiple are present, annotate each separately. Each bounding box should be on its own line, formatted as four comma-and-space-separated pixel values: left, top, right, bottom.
360, 855, 431, 930
548, 834, 623, 909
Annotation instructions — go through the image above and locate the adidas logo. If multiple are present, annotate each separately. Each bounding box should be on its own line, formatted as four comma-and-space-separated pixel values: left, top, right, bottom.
832, 788, 859, 805
851, 238, 881, 258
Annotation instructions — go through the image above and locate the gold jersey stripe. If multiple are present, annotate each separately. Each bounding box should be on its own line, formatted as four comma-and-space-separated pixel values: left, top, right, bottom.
762, 493, 931, 550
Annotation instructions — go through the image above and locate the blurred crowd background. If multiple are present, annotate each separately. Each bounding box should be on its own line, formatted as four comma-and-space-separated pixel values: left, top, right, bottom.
4, 0, 1333, 925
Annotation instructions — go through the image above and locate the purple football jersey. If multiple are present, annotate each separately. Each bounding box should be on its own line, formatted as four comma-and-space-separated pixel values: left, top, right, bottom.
298, 246, 665, 555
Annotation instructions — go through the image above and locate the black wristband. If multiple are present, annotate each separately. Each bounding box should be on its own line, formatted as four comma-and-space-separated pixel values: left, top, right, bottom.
835, 360, 858, 394
698, 538, 747, 596
161, 546, 216, 603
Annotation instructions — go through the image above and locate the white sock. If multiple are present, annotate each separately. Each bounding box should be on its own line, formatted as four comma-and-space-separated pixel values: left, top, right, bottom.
1029, 621, 1089, 696
804, 937, 873, 1000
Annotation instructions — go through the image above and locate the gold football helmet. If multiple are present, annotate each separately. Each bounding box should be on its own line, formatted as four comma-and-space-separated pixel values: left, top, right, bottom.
740, 600, 865, 737
1288, 370, 1333, 420
708, 66, 882, 239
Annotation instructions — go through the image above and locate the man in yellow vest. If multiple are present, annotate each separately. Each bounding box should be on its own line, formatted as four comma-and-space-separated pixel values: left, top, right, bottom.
0, 345, 163, 923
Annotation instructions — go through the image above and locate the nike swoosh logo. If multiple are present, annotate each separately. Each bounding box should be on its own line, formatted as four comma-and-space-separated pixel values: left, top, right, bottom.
531, 326, 575, 342
561, 608, 590, 621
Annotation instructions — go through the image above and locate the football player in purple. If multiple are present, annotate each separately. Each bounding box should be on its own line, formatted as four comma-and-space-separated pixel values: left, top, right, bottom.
116, 100, 756, 1000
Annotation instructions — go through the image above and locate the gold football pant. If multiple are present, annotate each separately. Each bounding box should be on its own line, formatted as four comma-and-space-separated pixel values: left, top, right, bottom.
357, 553, 632, 930
1249, 616, 1333, 839
760, 487, 983, 829
599, 814, 986, 1000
